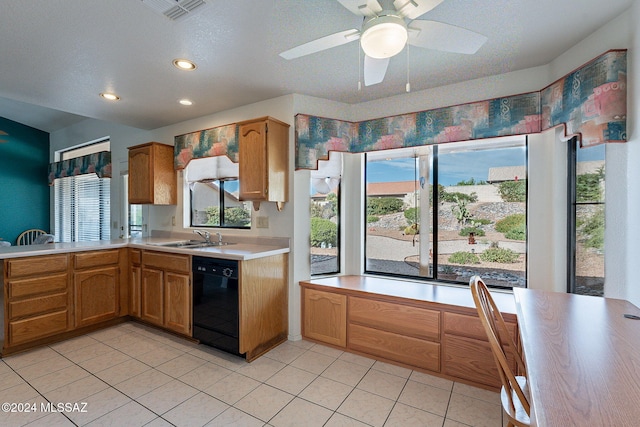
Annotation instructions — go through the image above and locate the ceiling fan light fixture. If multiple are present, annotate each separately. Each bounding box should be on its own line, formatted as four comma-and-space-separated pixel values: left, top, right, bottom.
360, 13, 408, 59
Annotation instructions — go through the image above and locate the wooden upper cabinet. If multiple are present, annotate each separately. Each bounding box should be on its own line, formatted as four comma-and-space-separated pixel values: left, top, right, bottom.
128, 142, 176, 205
238, 117, 289, 211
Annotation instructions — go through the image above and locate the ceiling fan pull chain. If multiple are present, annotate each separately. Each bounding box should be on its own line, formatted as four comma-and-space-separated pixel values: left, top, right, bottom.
358, 43, 362, 91
406, 44, 411, 92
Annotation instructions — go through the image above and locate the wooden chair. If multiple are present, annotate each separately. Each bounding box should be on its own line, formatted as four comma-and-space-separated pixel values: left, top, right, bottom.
470, 276, 530, 427
16, 229, 47, 245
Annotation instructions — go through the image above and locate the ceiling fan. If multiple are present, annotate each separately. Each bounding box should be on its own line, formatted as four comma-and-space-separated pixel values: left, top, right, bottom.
279, 0, 487, 87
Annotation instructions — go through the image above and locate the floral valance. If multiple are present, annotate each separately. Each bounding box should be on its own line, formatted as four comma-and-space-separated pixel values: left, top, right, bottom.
296, 50, 627, 170
174, 123, 238, 170
48, 151, 112, 186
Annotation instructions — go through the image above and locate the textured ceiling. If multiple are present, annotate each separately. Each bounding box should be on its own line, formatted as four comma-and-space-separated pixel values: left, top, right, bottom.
0, 0, 633, 132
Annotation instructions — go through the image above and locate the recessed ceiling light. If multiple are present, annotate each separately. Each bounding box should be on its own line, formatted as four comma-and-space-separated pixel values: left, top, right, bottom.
173, 59, 197, 70
100, 92, 120, 101
179, 99, 193, 106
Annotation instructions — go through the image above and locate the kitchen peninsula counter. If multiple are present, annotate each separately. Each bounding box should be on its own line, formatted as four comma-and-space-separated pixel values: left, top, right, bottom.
0, 235, 290, 261
1, 233, 289, 357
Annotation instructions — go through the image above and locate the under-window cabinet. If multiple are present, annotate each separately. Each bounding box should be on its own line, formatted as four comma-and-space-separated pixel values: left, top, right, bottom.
238, 117, 289, 211
128, 142, 176, 205
139, 250, 191, 336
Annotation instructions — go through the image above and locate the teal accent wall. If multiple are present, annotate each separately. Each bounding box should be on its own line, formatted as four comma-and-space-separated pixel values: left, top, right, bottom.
0, 117, 50, 245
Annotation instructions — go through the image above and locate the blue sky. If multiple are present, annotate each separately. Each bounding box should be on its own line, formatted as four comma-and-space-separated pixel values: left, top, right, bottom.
367, 143, 605, 186
367, 147, 527, 186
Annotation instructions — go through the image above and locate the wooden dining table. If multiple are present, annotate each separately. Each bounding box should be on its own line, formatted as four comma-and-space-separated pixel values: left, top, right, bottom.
513, 288, 640, 426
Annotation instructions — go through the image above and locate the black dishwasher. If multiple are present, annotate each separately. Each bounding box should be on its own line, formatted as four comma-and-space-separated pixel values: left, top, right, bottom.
192, 256, 242, 357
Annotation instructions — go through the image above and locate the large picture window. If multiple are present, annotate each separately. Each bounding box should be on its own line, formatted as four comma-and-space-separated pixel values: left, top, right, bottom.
365, 137, 527, 288
568, 138, 605, 296
310, 152, 342, 276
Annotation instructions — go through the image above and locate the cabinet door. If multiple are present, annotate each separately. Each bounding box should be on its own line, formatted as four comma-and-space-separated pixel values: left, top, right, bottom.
303, 288, 347, 347
239, 120, 268, 200
74, 266, 119, 328
130, 265, 141, 318
128, 145, 153, 204
141, 268, 164, 326
164, 272, 191, 335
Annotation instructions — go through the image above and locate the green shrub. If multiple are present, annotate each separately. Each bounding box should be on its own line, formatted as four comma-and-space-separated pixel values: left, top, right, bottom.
404, 207, 419, 225
480, 247, 519, 263
505, 226, 526, 240
448, 251, 480, 265
576, 167, 604, 202
455, 177, 486, 186
223, 207, 251, 227
459, 226, 486, 237
495, 214, 526, 233
578, 207, 604, 250
498, 180, 526, 202
440, 191, 478, 203
367, 197, 404, 215
367, 215, 379, 223
310, 218, 337, 247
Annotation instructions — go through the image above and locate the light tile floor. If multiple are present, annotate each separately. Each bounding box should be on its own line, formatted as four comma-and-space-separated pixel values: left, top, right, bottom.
0, 322, 505, 426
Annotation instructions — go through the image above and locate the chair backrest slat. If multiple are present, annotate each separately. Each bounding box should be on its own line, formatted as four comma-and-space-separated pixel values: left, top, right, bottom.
470, 275, 530, 416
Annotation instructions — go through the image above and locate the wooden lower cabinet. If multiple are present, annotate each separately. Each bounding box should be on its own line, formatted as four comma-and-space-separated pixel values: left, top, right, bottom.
3, 255, 72, 349
129, 249, 141, 318
302, 288, 346, 347
164, 272, 191, 335
300, 280, 519, 391
138, 251, 191, 336
73, 250, 123, 328
442, 311, 518, 389
141, 267, 165, 326
74, 266, 119, 328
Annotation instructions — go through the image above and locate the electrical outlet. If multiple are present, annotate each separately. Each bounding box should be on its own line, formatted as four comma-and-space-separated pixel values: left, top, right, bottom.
256, 216, 269, 228
172, 216, 176, 226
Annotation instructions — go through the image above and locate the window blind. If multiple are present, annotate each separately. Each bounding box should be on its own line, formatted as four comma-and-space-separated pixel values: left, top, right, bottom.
54, 174, 110, 242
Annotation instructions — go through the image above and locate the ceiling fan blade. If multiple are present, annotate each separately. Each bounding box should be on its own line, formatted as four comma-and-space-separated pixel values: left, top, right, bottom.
364, 55, 390, 86
336, 0, 382, 17
408, 20, 487, 54
394, 0, 444, 19
280, 29, 360, 60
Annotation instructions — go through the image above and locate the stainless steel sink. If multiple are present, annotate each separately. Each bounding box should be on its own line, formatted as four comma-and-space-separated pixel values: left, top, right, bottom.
152, 240, 235, 248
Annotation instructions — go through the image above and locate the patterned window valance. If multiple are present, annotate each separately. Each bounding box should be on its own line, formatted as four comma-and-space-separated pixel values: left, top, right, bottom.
174, 123, 238, 170
296, 50, 626, 170
48, 151, 112, 186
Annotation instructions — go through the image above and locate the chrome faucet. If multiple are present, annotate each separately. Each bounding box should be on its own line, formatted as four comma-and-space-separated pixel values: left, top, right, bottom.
193, 229, 212, 243
215, 232, 223, 244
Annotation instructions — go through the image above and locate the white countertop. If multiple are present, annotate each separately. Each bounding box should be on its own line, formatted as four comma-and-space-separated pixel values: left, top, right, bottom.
0, 235, 290, 261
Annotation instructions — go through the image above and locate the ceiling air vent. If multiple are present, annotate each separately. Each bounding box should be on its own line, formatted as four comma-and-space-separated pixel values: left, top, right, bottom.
142, 0, 208, 22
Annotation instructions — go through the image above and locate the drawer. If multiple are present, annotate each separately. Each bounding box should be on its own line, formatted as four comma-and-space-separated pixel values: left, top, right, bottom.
9, 310, 69, 346
349, 323, 440, 372
74, 249, 120, 269
444, 311, 517, 342
9, 292, 68, 320
130, 249, 141, 265
7, 254, 68, 278
349, 296, 440, 341
442, 334, 516, 389
142, 251, 190, 273
8, 273, 68, 299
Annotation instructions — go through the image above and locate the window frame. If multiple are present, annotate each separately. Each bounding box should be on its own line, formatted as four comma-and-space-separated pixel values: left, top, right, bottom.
363, 138, 528, 289
189, 178, 252, 229
54, 139, 111, 242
